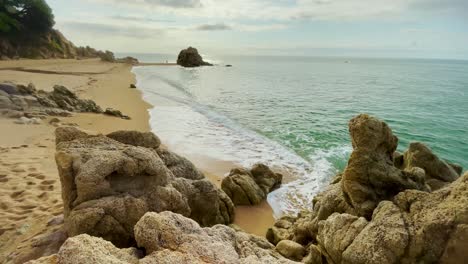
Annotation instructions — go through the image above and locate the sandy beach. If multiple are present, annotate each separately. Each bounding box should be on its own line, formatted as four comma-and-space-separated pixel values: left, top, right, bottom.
0, 58, 274, 262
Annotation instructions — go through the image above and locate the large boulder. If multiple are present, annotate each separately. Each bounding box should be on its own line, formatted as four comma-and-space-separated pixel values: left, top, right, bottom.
54, 128, 234, 247
176, 47, 213, 67
29, 211, 295, 264
401, 142, 460, 190
341, 114, 429, 218
221, 164, 282, 206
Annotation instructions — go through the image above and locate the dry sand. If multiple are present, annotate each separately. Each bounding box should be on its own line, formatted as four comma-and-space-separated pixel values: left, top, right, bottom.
0, 58, 274, 262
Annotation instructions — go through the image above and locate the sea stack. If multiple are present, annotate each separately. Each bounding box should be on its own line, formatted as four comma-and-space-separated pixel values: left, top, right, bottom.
177, 47, 213, 67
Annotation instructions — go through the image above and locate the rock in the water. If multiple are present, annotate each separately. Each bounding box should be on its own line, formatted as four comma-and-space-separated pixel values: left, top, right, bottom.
275, 240, 306, 261
266, 114, 467, 264
176, 47, 213, 67
55, 129, 234, 247
221, 164, 282, 206
402, 142, 460, 190
104, 108, 131, 120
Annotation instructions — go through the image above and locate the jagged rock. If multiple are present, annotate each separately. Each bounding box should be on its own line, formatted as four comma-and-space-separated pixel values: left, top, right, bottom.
105, 108, 131, 120
401, 142, 460, 190
107, 130, 161, 149
157, 148, 205, 180
176, 47, 213, 67
275, 240, 306, 261
342, 114, 429, 218
55, 129, 234, 247
302, 245, 323, 264
221, 164, 282, 206
31, 212, 295, 263
134, 211, 295, 263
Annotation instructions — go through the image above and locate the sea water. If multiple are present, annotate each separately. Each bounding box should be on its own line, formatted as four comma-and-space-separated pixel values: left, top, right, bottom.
129, 54, 468, 217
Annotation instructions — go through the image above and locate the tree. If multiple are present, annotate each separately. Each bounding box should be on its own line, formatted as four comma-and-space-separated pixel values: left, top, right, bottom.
0, 0, 54, 35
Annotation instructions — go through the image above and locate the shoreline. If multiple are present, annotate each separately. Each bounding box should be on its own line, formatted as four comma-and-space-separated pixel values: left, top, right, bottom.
0, 58, 274, 261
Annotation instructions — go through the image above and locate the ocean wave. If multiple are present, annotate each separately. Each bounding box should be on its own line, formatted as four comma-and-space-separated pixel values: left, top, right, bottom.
133, 66, 351, 218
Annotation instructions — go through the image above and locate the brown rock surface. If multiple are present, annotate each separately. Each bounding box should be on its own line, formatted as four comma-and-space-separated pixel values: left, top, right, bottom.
55, 129, 234, 247
221, 164, 282, 206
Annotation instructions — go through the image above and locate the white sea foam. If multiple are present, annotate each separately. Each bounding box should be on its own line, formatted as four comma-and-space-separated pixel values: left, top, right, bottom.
133, 66, 351, 218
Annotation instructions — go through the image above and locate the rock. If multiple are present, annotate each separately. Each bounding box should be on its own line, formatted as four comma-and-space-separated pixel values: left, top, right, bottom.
342, 114, 429, 219
221, 164, 282, 206
225, 64, 233, 67
49, 118, 61, 125
176, 47, 213, 67
134, 211, 295, 263
55, 127, 91, 145
0, 83, 20, 95
302, 245, 323, 264
448, 162, 463, 176
104, 108, 131, 120
32, 212, 295, 263
130, 84, 137, 88
17, 83, 37, 95
14, 117, 32, 124
107, 130, 161, 149
55, 129, 234, 247
157, 148, 204, 180
275, 240, 306, 261
402, 142, 460, 189
0, 109, 24, 118
116, 56, 139, 65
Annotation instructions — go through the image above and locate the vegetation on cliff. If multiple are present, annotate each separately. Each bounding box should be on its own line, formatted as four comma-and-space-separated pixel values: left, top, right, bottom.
0, 0, 115, 60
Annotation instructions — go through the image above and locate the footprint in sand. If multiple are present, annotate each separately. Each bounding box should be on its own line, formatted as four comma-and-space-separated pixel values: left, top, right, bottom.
41, 180, 56, 185
28, 167, 37, 172
19, 205, 37, 210
11, 167, 26, 173
10, 190, 25, 199
27, 181, 36, 185
37, 192, 48, 200
39, 185, 54, 191
0, 174, 8, 183
28, 173, 46, 180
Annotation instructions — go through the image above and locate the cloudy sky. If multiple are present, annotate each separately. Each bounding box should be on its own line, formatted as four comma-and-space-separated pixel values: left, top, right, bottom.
48, 0, 468, 59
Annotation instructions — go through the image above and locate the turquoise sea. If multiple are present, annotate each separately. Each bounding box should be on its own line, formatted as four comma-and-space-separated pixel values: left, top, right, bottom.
126, 53, 468, 217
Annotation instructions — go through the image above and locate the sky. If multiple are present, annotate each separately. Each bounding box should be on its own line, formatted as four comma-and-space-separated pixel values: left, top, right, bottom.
47, 0, 468, 59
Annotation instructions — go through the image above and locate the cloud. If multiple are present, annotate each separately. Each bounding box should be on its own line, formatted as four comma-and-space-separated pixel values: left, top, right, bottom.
60, 21, 164, 39
195, 23, 231, 31
110, 15, 174, 23
97, 0, 202, 8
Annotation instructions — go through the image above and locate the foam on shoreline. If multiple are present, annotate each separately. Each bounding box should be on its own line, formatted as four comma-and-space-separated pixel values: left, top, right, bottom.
132, 66, 351, 217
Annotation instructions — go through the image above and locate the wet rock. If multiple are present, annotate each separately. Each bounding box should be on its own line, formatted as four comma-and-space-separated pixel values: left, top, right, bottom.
55, 129, 234, 247
221, 164, 282, 206
130, 84, 137, 88
176, 47, 213, 67
275, 240, 306, 261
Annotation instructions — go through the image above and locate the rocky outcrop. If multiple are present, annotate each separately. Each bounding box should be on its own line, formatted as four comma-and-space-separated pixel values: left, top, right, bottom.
0, 82, 129, 120
176, 47, 213, 67
104, 108, 130, 120
55, 128, 234, 247
266, 114, 465, 263
400, 142, 461, 190
28, 211, 295, 264
342, 114, 429, 218
221, 164, 282, 205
